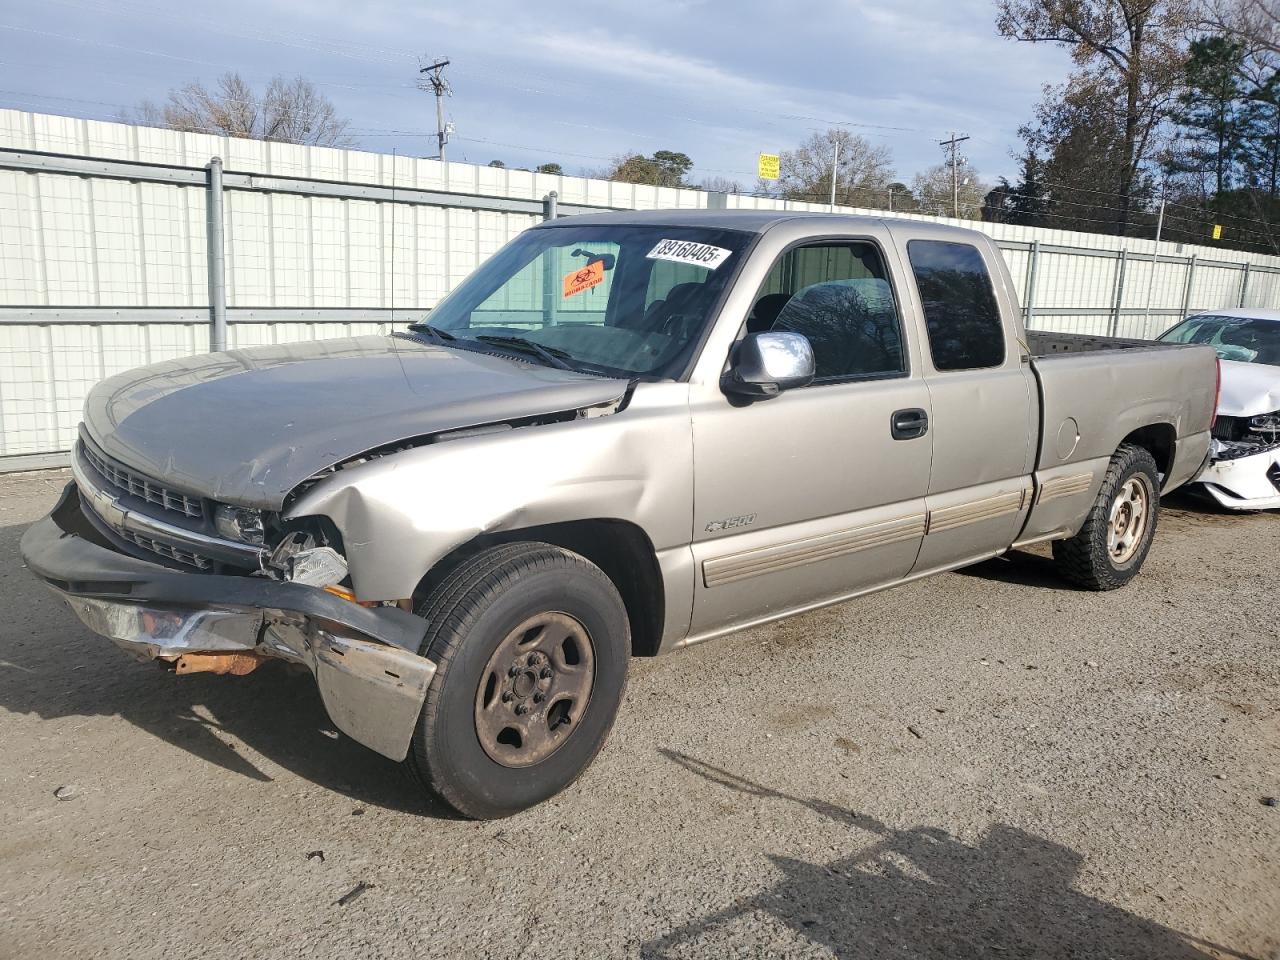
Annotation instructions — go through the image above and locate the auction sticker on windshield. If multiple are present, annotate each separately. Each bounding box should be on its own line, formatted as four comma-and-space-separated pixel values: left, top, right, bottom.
646, 239, 732, 270
563, 260, 606, 299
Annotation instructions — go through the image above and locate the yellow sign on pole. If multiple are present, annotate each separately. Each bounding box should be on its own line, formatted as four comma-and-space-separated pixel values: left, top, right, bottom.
757, 153, 780, 181
1212, 224, 1223, 241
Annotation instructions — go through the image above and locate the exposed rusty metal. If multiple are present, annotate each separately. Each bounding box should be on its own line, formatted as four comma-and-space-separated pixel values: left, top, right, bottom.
473, 612, 595, 768
173, 651, 266, 676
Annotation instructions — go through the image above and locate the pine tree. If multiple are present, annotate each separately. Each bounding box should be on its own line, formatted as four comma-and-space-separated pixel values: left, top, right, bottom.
1174, 36, 1250, 195
1242, 65, 1280, 197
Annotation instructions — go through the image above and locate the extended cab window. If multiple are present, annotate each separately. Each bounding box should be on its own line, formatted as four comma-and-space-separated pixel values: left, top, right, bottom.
748, 242, 906, 382
907, 240, 1005, 371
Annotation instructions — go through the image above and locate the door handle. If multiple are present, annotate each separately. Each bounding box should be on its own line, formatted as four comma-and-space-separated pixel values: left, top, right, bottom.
891, 408, 929, 440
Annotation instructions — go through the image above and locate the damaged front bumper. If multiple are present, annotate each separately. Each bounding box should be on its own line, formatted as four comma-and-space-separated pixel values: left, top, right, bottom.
20, 483, 435, 760
1194, 438, 1280, 510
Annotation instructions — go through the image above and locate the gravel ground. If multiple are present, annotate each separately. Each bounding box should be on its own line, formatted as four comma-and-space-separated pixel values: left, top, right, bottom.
0, 470, 1277, 960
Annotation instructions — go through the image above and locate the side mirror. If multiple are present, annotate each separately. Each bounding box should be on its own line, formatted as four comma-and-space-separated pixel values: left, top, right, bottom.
722, 331, 815, 399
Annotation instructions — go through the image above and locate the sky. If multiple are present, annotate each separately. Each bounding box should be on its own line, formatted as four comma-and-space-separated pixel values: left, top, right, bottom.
0, 0, 1073, 188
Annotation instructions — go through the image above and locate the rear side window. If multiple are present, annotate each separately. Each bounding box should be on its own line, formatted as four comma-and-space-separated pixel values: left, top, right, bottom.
907, 240, 1005, 371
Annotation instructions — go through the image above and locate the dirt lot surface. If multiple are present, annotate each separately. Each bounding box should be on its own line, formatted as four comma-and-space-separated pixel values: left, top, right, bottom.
0, 470, 1277, 960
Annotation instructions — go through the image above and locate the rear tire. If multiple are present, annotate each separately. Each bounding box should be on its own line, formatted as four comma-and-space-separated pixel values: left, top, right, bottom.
1053, 443, 1160, 591
406, 542, 630, 819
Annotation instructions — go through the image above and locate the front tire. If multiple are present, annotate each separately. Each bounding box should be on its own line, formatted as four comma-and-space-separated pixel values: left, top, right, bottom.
407, 542, 630, 819
1053, 443, 1160, 591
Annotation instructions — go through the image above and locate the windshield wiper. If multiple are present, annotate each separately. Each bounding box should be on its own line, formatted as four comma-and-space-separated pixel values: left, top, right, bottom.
406, 321, 457, 342
474, 335, 577, 371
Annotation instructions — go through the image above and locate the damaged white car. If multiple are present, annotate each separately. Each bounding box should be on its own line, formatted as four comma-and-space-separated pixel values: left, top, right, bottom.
1159, 308, 1280, 509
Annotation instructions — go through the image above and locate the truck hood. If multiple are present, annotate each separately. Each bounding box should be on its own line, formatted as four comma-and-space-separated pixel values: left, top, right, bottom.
1218, 359, 1280, 417
83, 335, 629, 509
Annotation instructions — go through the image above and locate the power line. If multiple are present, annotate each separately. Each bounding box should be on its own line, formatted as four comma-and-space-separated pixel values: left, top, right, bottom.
33, 0, 415, 64
4, 12, 1278, 244
1, 84, 1274, 240
0, 22, 925, 142
34, 0, 926, 143
2, 92, 1272, 239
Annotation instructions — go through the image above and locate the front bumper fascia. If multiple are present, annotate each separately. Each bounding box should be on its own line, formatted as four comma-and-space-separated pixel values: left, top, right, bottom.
1194, 441, 1280, 511
20, 483, 435, 761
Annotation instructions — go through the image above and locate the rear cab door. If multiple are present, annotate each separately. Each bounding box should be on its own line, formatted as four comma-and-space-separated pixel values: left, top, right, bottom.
885, 224, 1039, 572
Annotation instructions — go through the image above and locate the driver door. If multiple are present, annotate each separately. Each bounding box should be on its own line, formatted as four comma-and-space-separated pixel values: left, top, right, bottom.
689, 233, 933, 637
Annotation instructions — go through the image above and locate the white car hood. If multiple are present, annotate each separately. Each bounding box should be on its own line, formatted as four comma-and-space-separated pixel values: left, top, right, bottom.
1217, 359, 1280, 417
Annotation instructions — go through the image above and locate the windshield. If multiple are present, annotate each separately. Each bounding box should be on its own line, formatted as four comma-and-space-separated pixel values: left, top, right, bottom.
422, 224, 753, 378
1158, 314, 1280, 365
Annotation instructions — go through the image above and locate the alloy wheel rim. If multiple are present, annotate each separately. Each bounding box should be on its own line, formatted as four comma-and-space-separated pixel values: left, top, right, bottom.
1107, 475, 1151, 565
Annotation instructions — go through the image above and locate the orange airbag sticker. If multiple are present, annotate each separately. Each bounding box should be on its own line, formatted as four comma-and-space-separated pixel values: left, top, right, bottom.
563, 260, 605, 299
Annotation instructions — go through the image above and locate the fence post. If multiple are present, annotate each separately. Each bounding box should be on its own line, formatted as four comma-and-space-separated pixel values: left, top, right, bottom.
1109, 249, 1128, 338
205, 157, 227, 353
1024, 240, 1040, 329
1180, 254, 1196, 319
543, 191, 558, 221
1239, 262, 1251, 307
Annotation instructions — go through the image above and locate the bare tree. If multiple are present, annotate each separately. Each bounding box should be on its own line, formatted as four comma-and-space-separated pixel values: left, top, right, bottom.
773, 129, 895, 206
996, 0, 1193, 232
1199, 0, 1280, 52
700, 175, 744, 194
912, 161, 991, 219
132, 73, 353, 147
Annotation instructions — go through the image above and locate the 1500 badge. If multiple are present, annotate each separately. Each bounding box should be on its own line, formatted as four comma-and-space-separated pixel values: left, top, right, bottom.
705, 514, 756, 533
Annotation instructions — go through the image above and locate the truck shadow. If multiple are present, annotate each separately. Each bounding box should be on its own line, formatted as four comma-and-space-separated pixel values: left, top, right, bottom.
956, 549, 1064, 589
957, 488, 1244, 590
645, 751, 1252, 960
0, 520, 450, 817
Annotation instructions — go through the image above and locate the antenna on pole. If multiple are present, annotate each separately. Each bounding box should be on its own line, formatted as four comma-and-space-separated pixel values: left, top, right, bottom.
418, 58, 452, 161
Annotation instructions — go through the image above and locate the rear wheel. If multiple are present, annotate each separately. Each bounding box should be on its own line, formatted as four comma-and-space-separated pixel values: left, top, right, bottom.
406, 542, 630, 819
1053, 443, 1160, 591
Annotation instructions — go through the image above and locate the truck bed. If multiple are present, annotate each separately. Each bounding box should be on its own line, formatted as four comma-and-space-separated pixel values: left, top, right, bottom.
1027, 330, 1181, 357
1027, 334, 1218, 475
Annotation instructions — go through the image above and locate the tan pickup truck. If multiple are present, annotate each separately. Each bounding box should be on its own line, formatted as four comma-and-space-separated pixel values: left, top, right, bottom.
22, 211, 1217, 818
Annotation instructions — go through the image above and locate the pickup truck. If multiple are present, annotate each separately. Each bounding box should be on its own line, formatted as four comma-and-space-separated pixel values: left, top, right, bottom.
21, 210, 1218, 819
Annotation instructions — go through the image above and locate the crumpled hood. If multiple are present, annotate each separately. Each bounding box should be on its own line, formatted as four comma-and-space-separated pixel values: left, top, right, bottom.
83, 335, 628, 509
1218, 359, 1280, 417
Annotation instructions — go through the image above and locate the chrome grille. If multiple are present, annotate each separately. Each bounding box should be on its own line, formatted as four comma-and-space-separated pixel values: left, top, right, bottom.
80, 437, 205, 520
118, 530, 214, 570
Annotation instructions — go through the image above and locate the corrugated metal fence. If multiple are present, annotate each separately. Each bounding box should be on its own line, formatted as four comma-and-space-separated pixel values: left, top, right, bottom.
3, 108, 1279, 468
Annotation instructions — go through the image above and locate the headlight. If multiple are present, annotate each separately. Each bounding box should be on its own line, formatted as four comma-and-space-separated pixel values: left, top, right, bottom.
1248, 413, 1280, 434
214, 504, 266, 545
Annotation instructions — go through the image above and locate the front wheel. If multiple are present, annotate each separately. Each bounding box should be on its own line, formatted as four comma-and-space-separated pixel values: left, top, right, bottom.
407, 542, 630, 819
1052, 443, 1160, 591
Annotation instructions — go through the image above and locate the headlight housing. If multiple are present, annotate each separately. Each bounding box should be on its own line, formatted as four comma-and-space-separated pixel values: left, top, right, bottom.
1248, 412, 1280, 436
213, 504, 266, 545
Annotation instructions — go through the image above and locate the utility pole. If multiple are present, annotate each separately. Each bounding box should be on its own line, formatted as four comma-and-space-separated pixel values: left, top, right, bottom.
940, 132, 970, 219
1142, 196, 1167, 333
418, 58, 451, 161
829, 138, 841, 212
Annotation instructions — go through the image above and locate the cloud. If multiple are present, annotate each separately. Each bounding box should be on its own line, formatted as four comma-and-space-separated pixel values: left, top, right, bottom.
0, 0, 1073, 181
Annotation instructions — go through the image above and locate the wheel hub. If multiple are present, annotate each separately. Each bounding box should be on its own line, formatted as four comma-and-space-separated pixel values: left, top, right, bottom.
1106, 475, 1151, 564
474, 612, 596, 768
512, 668, 538, 699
